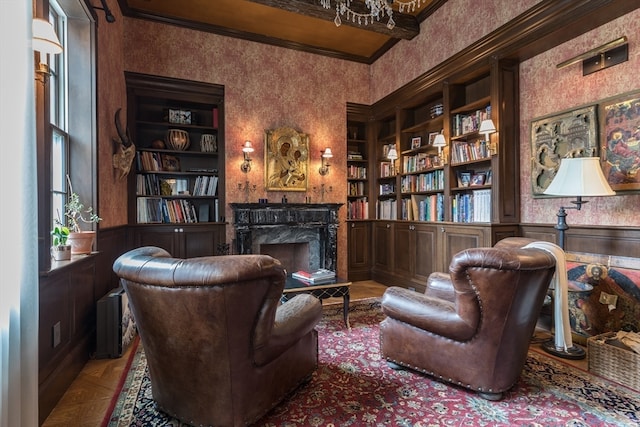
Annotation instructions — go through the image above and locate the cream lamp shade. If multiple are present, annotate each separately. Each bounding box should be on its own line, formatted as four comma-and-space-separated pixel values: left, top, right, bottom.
543, 157, 615, 197
478, 119, 496, 135
322, 148, 333, 158
33, 18, 62, 55
386, 147, 398, 160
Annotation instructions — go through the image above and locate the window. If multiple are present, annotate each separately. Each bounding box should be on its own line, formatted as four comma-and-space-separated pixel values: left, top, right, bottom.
49, 1, 69, 228
38, 0, 96, 269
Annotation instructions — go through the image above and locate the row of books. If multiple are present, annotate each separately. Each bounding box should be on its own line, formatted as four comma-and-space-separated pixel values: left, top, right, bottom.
451, 189, 492, 223
137, 151, 180, 172
291, 269, 336, 284
379, 161, 395, 178
377, 199, 398, 220
450, 140, 490, 164
136, 174, 219, 196
402, 194, 445, 221
400, 170, 444, 193
348, 181, 366, 197
452, 106, 491, 137
137, 197, 199, 224
192, 175, 218, 196
347, 197, 368, 220
347, 151, 364, 160
402, 152, 439, 173
347, 165, 367, 179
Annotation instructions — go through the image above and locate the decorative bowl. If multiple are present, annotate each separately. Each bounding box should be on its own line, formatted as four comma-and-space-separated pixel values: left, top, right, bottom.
166, 129, 190, 151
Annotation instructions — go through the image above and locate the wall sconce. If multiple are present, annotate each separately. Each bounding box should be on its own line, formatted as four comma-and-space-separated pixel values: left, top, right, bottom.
33, 18, 63, 84
318, 147, 333, 176
479, 119, 497, 154
556, 36, 628, 76
240, 140, 254, 173
432, 133, 447, 165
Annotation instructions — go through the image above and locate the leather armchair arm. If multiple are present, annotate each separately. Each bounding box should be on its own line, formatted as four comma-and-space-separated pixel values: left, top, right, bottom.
254, 294, 322, 365
381, 286, 476, 341
424, 271, 455, 302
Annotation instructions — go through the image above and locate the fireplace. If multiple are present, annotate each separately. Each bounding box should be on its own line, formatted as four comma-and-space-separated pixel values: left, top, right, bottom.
231, 203, 342, 272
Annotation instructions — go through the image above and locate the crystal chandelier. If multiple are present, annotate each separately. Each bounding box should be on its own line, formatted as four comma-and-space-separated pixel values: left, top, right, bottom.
320, 0, 424, 30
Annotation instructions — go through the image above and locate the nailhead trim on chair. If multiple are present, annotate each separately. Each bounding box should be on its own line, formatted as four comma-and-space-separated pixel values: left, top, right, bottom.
383, 356, 511, 396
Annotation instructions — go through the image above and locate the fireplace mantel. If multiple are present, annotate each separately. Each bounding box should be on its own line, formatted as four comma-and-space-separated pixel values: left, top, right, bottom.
231, 203, 342, 271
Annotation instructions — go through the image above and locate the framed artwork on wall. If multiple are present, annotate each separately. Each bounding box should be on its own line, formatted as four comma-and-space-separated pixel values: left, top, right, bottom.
599, 90, 640, 192
530, 105, 598, 196
265, 126, 309, 191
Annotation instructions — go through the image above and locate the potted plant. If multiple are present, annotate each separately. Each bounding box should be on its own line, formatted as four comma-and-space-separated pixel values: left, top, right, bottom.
58, 176, 102, 254
50, 225, 71, 261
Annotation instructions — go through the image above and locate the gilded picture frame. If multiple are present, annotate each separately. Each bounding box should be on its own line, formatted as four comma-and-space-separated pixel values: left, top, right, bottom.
265, 127, 309, 191
530, 105, 598, 196
599, 90, 640, 192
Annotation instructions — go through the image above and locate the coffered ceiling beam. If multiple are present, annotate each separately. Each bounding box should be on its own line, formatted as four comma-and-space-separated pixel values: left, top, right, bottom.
245, 0, 420, 39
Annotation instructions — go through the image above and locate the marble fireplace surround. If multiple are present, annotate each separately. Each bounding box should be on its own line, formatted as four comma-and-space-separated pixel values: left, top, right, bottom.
230, 203, 342, 272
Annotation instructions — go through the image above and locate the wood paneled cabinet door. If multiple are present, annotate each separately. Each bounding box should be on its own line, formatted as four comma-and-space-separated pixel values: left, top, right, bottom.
347, 221, 371, 281
437, 224, 489, 272
393, 222, 438, 291
372, 221, 394, 275
132, 224, 224, 258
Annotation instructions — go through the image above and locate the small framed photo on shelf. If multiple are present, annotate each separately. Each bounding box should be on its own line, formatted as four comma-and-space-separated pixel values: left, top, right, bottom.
168, 109, 192, 125
470, 172, 487, 186
411, 137, 421, 149
161, 154, 181, 172
457, 171, 472, 187
428, 132, 439, 145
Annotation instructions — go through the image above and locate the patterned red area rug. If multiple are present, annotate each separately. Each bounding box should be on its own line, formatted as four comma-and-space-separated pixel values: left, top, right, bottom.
105, 298, 640, 426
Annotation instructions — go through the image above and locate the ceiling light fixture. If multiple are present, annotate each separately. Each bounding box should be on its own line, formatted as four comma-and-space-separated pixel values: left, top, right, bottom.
321, 0, 424, 30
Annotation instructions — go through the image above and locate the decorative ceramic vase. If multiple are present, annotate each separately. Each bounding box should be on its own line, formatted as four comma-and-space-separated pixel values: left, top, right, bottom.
200, 134, 217, 152
51, 245, 72, 261
67, 231, 96, 255
166, 129, 190, 151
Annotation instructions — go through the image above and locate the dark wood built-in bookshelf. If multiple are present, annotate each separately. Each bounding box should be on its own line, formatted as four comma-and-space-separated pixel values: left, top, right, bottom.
125, 72, 226, 258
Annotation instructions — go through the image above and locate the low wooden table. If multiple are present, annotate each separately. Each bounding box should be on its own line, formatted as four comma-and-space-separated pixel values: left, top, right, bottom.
282, 276, 352, 328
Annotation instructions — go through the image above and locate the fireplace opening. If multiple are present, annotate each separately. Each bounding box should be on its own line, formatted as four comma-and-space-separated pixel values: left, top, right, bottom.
259, 243, 310, 275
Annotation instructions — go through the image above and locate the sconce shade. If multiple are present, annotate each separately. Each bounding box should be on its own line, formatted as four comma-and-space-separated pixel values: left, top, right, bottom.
543, 157, 615, 197
322, 148, 333, 158
432, 134, 447, 147
33, 18, 62, 55
479, 119, 496, 135
387, 147, 398, 160
242, 140, 254, 153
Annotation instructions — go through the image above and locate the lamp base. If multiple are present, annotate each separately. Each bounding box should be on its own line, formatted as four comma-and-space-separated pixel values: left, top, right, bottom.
541, 339, 586, 360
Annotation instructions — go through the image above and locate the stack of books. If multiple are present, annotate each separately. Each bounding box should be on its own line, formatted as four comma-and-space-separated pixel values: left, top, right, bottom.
291, 269, 336, 284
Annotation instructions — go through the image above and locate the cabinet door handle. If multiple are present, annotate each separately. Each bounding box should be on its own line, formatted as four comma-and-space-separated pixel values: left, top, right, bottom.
440, 227, 445, 233
386, 224, 391, 228
351, 223, 355, 228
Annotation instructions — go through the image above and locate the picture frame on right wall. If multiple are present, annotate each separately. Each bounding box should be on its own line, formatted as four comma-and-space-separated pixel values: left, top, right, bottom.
599, 89, 640, 192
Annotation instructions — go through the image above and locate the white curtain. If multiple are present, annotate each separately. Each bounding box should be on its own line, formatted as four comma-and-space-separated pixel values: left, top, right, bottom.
0, 1, 40, 426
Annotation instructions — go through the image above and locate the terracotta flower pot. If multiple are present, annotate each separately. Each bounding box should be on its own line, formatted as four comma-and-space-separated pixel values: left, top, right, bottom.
51, 245, 72, 261
67, 231, 96, 254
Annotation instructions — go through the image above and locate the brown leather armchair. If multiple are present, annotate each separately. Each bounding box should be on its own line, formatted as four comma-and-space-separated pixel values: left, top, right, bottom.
113, 246, 322, 427
379, 238, 556, 400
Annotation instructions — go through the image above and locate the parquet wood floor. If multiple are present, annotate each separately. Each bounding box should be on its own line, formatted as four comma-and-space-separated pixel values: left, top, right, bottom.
42, 279, 587, 426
